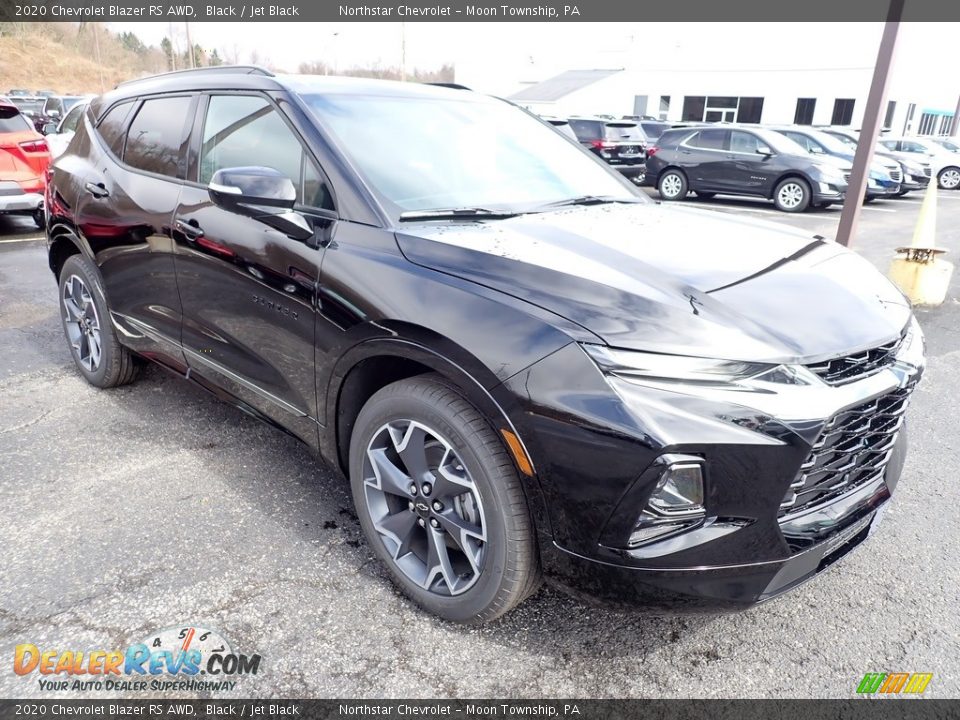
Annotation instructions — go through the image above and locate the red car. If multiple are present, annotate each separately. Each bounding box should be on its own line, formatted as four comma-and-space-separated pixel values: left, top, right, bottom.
0, 100, 51, 228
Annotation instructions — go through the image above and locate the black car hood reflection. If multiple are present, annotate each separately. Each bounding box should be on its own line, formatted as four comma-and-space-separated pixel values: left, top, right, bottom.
395, 203, 911, 364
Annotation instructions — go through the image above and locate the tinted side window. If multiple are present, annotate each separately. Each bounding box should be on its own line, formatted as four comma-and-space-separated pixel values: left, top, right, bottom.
689, 129, 727, 150
96, 101, 135, 156
200, 95, 332, 209
730, 131, 763, 154
123, 96, 193, 179
60, 104, 84, 134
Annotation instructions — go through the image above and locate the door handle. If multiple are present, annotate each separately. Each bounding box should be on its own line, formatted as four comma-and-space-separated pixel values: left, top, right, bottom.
84, 182, 109, 199
175, 217, 204, 240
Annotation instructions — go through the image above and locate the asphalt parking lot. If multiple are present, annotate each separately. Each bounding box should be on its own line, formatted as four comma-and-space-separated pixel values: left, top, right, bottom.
2, 189, 960, 699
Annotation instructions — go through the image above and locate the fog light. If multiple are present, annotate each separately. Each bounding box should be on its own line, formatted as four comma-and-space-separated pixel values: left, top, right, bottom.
628, 460, 706, 548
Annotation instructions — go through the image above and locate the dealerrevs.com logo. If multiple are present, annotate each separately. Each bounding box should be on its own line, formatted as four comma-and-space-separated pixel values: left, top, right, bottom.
13, 625, 262, 693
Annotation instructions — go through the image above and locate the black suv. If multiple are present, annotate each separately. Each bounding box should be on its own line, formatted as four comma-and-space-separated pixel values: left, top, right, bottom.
46, 67, 923, 623
567, 117, 646, 182
645, 125, 852, 211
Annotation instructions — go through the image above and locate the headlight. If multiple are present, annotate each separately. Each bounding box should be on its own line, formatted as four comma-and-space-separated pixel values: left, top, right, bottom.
581, 344, 805, 385
816, 166, 847, 184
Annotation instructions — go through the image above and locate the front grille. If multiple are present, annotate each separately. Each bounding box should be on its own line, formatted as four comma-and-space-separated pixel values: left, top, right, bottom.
923, 167, 932, 177
843, 173, 852, 183
778, 385, 914, 517
806, 338, 902, 385
890, 168, 902, 182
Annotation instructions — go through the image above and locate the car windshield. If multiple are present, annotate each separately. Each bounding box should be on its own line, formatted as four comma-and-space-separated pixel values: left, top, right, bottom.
302, 93, 638, 215
753, 128, 809, 155
10, 98, 42, 114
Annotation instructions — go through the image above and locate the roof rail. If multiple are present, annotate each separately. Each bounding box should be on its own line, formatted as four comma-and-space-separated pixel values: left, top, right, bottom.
117, 65, 275, 88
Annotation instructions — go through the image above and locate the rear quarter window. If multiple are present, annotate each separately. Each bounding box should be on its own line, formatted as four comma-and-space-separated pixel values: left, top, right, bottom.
96, 101, 136, 157
122, 96, 193, 179
568, 119, 603, 141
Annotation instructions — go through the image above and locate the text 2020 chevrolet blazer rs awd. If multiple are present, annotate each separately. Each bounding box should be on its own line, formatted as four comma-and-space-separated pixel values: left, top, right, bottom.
45, 67, 924, 623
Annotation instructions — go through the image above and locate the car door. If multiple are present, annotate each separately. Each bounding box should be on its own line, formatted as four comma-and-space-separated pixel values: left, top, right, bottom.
172, 92, 335, 445
723, 130, 775, 195
681, 128, 730, 190
74, 94, 196, 372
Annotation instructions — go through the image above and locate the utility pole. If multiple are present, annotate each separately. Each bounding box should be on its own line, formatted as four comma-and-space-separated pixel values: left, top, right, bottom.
400, 22, 407, 82
836, 0, 904, 248
92, 23, 105, 92
185, 22, 195, 68
169, 22, 177, 71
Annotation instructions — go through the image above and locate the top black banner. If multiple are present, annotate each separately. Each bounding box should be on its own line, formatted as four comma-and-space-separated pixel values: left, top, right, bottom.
2, 0, 960, 22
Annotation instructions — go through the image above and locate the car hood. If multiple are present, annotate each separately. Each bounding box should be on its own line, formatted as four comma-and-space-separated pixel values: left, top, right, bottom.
395, 203, 910, 364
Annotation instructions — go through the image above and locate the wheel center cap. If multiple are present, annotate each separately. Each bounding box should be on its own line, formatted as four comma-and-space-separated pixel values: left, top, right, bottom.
414, 501, 430, 518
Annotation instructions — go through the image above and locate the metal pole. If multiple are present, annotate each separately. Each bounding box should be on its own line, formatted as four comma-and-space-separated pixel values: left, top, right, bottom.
835, 0, 904, 248
185, 22, 195, 68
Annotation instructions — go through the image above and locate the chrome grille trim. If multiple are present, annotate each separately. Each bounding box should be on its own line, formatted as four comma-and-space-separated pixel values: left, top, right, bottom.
806, 337, 903, 385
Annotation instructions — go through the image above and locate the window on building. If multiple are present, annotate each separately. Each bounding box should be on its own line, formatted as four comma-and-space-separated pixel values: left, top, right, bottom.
917, 112, 936, 135
883, 100, 897, 129
831, 98, 856, 126
794, 98, 816, 125
658, 95, 670, 120
123, 96, 192, 178
737, 97, 764, 124
903, 103, 916, 134
682, 96, 706, 122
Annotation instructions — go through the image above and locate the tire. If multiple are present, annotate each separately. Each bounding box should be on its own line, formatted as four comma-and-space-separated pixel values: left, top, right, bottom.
773, 177, 811, 213
938, 166, 960, 190
658, 169, 688, 201
895, 189, 910, 197
33, 207, 44, 229
349, 374, 540, 623
863, 196, 876, 204
695, 191, 716, 199
58, 254, 138, 388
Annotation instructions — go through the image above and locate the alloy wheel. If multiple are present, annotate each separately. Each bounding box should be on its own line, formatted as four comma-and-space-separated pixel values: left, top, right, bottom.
940, 168, 960, 190
62, 274, 102, 372
661, 174, 682, 198
777, 182, 805, 209
362, 419, 487, 596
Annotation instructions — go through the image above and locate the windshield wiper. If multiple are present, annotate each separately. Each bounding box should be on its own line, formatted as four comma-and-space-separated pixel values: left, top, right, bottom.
399, 207, 520, 221
537, 195, 643, 209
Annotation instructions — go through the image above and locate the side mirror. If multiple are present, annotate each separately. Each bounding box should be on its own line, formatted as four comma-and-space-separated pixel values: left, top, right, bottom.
42, 122, 57, 136
756, 144, 773, 156
208, 166, 313, 242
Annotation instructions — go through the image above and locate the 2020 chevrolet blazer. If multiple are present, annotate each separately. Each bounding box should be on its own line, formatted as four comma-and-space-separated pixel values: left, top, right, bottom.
45, 67, 925, 623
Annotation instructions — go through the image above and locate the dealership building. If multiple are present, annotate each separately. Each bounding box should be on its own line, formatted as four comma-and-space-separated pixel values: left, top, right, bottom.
502, 66, 957, 136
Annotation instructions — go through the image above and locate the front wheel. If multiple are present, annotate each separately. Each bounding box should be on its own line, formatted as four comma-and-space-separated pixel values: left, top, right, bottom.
658, 169, 688, 201
773, 178, 811, 213
938, 167, 960, 190
349, 374, 540, 623
33, 207, 44, 229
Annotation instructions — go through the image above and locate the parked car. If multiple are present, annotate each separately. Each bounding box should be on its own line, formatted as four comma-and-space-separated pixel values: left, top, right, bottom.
33, 95, 88, 133
621, 117, 671, 143
878, 136, 960, 190
7, 89, 31, 97
34, 89, 57, 98
769, 126, 900, 200
46, 68, 924, 623
820, 127, 930, 195
41, 99, 88, 157
931, 137, 960, 154
0, 100, 50, 227
567, 116, 646, 182
645, 125, 851, 211
8, 96, 44, 122
539, 115, 579, 142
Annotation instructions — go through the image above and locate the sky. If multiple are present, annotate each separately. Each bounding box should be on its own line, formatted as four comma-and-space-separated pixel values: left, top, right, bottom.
107, 21, 960, 105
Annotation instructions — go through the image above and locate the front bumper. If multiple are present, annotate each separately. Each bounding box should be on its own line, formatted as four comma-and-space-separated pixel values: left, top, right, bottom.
0, 182, 43, 214
504, 318, 924, 611
611, 163, 646, 180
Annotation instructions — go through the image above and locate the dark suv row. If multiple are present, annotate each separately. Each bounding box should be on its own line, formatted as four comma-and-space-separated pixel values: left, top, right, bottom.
644, 125, 853, 212
46, 67, 923, 623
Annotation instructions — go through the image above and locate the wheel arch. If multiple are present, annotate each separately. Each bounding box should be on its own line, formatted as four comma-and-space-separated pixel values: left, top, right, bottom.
47, 223, 92, 280
323, 333, 550, 535
769, 172, 813, 200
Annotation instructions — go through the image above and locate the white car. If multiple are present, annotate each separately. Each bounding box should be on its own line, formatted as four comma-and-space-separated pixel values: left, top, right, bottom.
42, 100, 88, 158
878, 136, 960, 190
